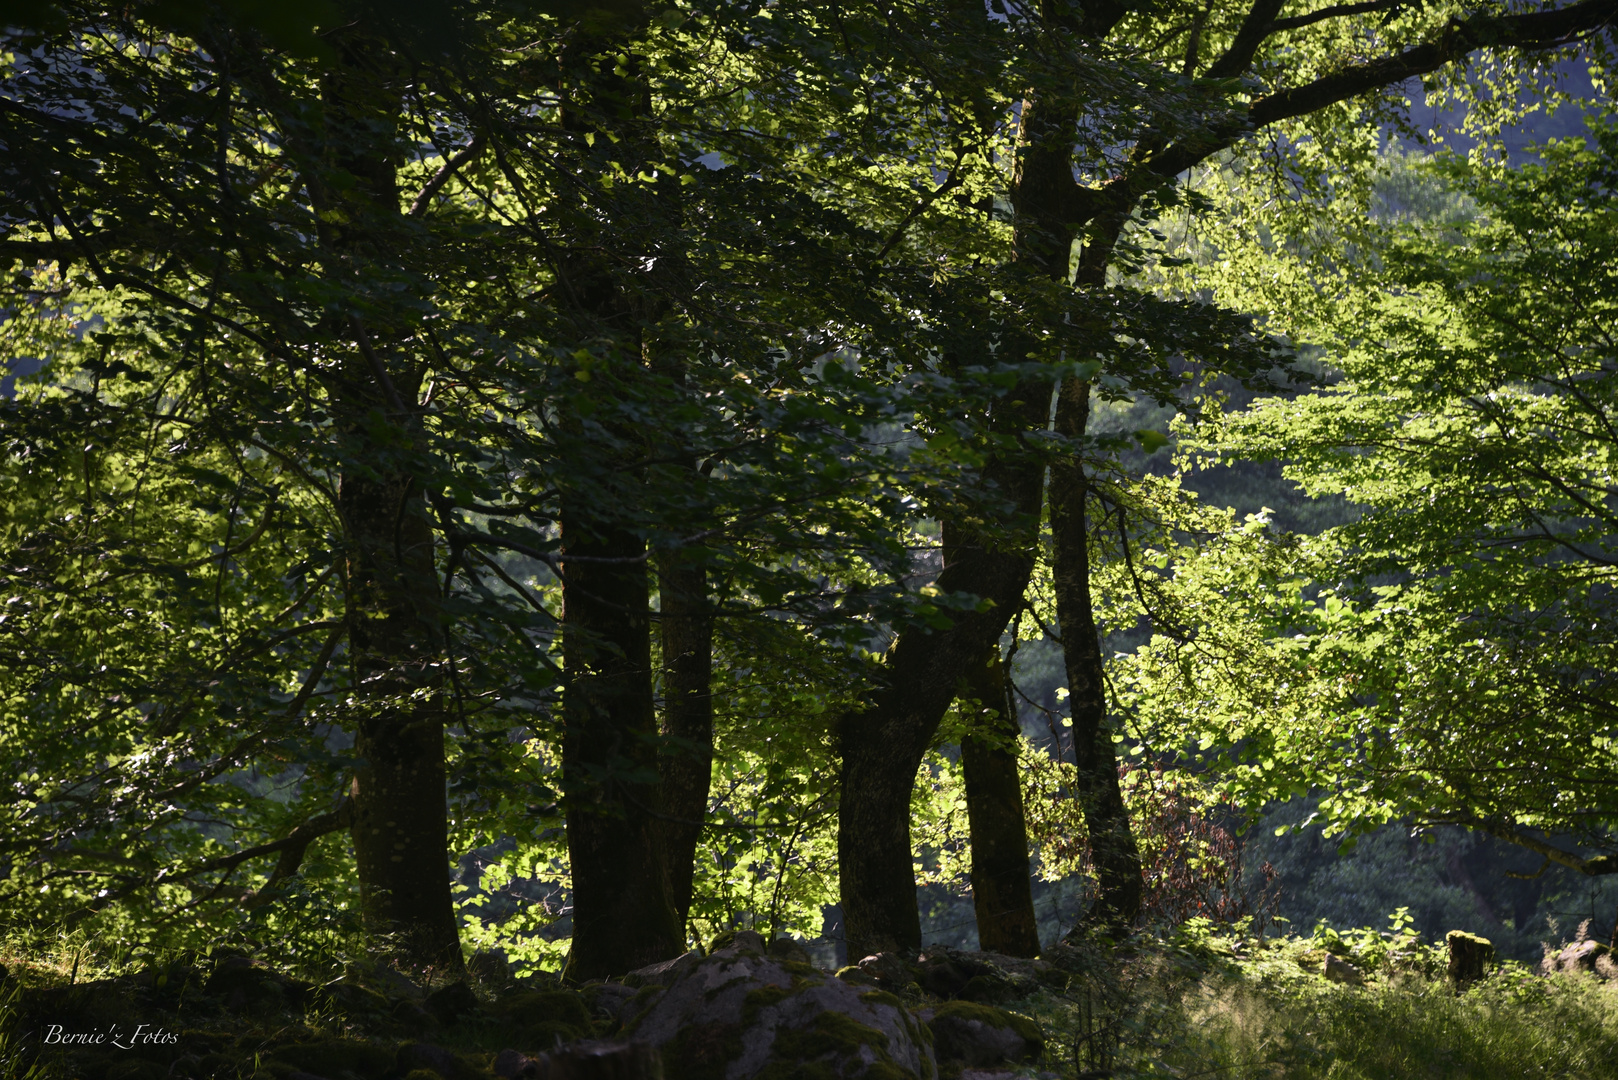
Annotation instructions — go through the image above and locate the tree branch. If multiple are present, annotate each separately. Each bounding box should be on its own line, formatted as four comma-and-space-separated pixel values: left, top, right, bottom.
1476, 820, 1618, 876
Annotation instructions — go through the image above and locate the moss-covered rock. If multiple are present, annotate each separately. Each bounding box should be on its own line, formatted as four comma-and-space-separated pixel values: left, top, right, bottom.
623, 935, 934, 1080
502, 989, 593, 1035
270, 1037, 395, 1079
924, 1001, 1041, 1068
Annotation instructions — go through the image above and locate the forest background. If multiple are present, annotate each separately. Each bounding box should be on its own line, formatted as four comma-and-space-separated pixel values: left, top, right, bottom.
2, 0, 1616, 991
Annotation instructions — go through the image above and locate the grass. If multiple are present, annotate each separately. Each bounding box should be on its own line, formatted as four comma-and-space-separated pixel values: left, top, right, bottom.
1030, 924, 1618, 1079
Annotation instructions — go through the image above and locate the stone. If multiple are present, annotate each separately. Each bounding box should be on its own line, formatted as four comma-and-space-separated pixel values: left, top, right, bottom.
626, 950, 705, 989
1446, 931, 1494, 986
271, 1039, 395, 1079
618, 932, 935, 1080
495, 1049, 543, 1079
397, 1041, 482, 1080
425, 979, 482, 1026
543, 1041, 666, 1080
922, 1001, 1043, 1069
583, 982, 641, 1026
1321, 955, 1364, 986
1540, 939, 1618, 980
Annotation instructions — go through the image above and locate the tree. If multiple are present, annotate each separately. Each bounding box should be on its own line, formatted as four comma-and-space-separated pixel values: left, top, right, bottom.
1124, 106, 1618, 876
849, 0, 1618, 951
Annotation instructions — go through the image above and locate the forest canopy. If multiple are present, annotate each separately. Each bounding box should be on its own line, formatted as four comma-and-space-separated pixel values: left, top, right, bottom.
1, 0, 1615, 985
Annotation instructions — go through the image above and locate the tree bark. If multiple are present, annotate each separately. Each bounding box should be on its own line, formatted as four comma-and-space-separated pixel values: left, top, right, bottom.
959, 647, 1041, 957
1050, 377, 1143, 934
838, 472, 1045, 959
323, 38, 464, 973
835, 81, 1076, 964
657, 551, 713, 926
561, 518, 686, 980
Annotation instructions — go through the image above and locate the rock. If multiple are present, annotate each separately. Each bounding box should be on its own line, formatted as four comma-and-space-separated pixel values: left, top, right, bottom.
855, 952, 917, 990
583, 982, 641, 1026
1321, 955, 1364, 986
397, 1041, 482, 1080
495, 1049, 543, 1079
619, 932, 935, 1080
424, 979, 481, 1026
1540, 939, 1618, 980
923, 1001, 1043, 1068
503, 987, 596, 1046
625, 950, 704, 989
271, 1038, 395, 1079
1446, 931, 1494, 986
541, 1041, 666, 1080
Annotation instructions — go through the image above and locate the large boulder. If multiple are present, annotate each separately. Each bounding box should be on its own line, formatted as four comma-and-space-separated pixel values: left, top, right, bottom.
620, 930, 936, 1080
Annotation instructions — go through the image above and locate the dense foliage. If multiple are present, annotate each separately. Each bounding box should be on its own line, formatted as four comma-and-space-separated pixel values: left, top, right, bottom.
2, 0, 1615, 993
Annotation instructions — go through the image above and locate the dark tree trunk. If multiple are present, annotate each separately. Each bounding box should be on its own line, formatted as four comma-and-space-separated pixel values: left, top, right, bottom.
320, 38, 464, 973
835, 87, 1079, 962
657, 551, 713, 926
959, 648, 1041, 957
340, 466, 463, 971
561, 518, 685, 980
1050, 377, 1143, 933
838, 504, 1042, 959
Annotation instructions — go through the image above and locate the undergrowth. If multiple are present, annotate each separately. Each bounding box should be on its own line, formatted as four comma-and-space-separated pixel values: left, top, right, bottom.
1034, 917, 1618, 1079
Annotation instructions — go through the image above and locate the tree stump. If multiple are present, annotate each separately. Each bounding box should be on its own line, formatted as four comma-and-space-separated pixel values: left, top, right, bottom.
1446, 931, 1494, 986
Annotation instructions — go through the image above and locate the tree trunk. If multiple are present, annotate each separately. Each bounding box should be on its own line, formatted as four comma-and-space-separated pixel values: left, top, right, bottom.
838, 504, 1041, 959
657, 551, 713, 926
322, 38, 464, 973
341, 465, 463, 971
562, 518, 685, 980
959, 647, 1041, 957
835, 83, 1078, 962
1050, 377, 1143, 934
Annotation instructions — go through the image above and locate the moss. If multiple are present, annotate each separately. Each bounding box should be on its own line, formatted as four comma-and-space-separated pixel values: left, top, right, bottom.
662, 1020, 745, 1080
502, 989, 592, 1034
270, 1038, 394, 1079
835, 967, 876, 985
778, 960, 821, 978
772, 1010, 890, 1063
862, 1063, 915, 1080
747, 984, 791, 1014
930, 1001, 1042, 1047
404, 1072, 442, 1080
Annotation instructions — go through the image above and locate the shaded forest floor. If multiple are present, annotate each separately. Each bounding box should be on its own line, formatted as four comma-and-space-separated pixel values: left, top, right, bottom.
2, 923, 1616, 1080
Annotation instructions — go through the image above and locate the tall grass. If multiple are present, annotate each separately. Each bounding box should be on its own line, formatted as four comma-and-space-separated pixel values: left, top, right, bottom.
1039, 928, 1618, 1080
